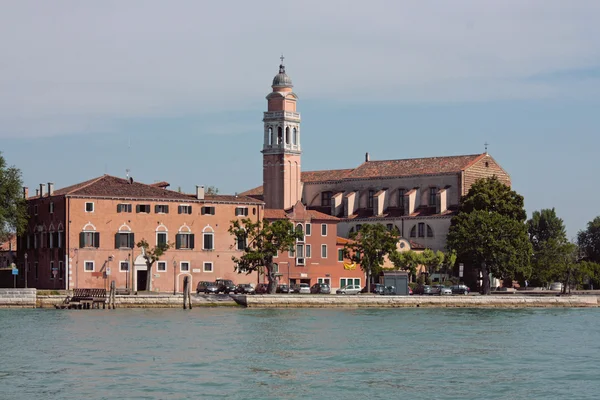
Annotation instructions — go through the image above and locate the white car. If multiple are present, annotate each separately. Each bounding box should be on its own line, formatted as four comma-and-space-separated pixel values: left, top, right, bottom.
336, 285, 362, 295
298, 283, 311, 294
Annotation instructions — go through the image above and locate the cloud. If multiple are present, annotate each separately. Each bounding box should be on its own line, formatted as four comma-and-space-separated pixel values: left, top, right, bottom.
0, 0, 599, 138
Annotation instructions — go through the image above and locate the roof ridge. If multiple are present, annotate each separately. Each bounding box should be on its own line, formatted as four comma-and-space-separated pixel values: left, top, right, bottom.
365, 153, 483, 163
65, 174, 109, 195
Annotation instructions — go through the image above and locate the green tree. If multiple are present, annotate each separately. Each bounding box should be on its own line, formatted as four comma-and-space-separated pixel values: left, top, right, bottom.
420, 249, 445, 280
229, 218, 303, 294
577, 216, 600, 264
137, 239, 171, 291
447, 177, 532, 294
0, 153, 27, 242
344, 223, 399, 292
389, 250, 422, 280
527, 208, 570, 287
206, 186, 219, 195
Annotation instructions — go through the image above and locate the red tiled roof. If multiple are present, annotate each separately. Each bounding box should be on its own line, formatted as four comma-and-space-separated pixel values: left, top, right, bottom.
301, 169, 354, 183
33, 175, 262, 204
150, 181, 170, 188
0, 236, 17, 251
263, 205, 339, 222
408, 240, 426, 250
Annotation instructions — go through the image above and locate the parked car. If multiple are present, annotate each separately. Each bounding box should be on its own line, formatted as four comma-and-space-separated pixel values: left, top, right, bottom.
433, 285, 452, 295
336, 285, 362, 295
298, 283, 311, 294
203, 282, 220, 295
310, 283, 331, 294
255, 283, 269, 294
414, 285, 433, 295
276, 284, 292, 293
216, 279, 236, 294
196, 281, 215, 294
450, 284, 470, 295
362, 283, 385, 295
234, 283, 255, 295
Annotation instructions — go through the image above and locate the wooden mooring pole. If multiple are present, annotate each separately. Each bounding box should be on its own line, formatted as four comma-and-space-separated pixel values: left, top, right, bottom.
108, 280, 116, 309
183, 276, 192, 310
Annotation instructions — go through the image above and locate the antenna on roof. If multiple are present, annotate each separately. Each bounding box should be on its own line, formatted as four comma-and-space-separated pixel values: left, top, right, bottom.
484, 142, 489, 154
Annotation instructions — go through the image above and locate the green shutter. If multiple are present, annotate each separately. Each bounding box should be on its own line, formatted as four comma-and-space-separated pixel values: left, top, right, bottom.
129, 233, 135, 248
117, 204, 121, 213
79, 232, 85, 248
155, 205, 159, 213
178, 205, 182, 214
94, 232, 100, 248
189, 234, 195, 249
115, 233, 120, 249
164, 205, 169, 214
136, 205, 140, 213
176, 234, 181, 249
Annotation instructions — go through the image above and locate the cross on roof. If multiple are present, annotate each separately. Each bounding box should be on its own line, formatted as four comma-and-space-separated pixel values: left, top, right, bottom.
484, 142, 489, 153
280, 54, 285, 64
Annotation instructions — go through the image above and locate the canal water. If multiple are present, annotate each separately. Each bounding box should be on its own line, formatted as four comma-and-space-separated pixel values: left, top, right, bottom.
1, 308, 599, 399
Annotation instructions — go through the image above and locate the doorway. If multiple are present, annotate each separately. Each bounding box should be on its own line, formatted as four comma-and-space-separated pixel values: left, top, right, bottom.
137, 270, 148, 291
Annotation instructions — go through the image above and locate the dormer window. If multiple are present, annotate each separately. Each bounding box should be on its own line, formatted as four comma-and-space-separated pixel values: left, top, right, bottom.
321, 191, 332, 207
398, 189, 406, 215
368, 190, 375, 208
429, 188, 437, 207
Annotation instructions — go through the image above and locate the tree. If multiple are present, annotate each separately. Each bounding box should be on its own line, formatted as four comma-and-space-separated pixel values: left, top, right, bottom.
344, 223, 399, 292
389, 250, 422, 278
578, 216, 600, 264
229, 218, 303, 294
0, 153, 27, 242
136, 239, 171, 291
447, 177, 532, 294
527, 208, 570, 287
420, 249, 445, 282
206, 186, 219, 195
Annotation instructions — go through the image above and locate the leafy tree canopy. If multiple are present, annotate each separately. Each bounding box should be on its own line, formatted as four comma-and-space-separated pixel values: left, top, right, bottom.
137, 239, 171, 291
578, 216, 600, 264
0, 153, 27, 242
389, 250, 422, 276
229, 218, 303, 294
458, 176, 527, 222
345, 223, 399, 291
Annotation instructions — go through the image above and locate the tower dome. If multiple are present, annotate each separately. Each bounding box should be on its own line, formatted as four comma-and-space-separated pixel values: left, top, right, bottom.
272, 63, 293, 89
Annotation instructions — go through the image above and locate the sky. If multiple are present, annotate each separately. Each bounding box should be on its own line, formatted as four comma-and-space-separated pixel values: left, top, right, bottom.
1, 0, 599, 239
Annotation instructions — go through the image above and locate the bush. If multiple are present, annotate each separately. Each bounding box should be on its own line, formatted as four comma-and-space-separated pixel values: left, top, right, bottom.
408, 282, 419, 291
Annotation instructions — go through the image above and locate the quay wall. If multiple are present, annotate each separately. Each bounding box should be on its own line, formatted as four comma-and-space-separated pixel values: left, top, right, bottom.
0, 289, 37, 308
36, 294, 238, 308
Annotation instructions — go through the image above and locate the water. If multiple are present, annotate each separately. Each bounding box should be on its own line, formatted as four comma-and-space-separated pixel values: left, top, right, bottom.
1, 308, 599, 399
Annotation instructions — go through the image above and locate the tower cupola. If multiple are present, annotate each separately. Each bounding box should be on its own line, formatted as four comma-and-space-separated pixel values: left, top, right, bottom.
272, 63, 293, 89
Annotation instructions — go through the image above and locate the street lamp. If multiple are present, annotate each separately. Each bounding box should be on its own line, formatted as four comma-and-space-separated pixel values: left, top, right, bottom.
173, 259, 177, 295
24, 253, 28, 289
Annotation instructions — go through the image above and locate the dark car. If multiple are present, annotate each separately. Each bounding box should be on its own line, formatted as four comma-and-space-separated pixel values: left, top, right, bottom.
450, 284, 471, 295
234, 283, 255, 294
414, 285, 433, 295
277, 284, 291, 293
196, 281, 215, 294
255, 283, 269, 294
310, 283, 331, 294
362, 283, 385, 295
216, 279, 236, 294
204, 282, 220, 295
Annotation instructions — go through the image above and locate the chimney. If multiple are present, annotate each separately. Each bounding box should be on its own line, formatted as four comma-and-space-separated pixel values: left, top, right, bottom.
365, 152, 370, 162
23, 187, 29, 199
35, 189, 39, 197
39, 183, 44, 198
196, 185, 205, 200
47, 182, 54, 196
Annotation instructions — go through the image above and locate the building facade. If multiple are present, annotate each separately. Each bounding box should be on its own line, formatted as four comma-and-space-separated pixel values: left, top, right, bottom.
18, 177, 263, 291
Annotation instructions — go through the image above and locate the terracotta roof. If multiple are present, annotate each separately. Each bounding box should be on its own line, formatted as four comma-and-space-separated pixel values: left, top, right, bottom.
0, 236, 16, 252
408, 240, 426, 250
32, 175, 262, 204
263, 203, 339, 222
150, 181, 170, 189
336, 237, 354, 245
241, 153, 486, 196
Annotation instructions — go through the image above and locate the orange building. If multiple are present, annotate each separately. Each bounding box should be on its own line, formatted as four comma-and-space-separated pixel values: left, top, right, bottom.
18, 177, 263, 291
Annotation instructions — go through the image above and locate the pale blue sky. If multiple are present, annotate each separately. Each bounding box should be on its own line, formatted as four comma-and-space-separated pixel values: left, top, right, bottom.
1, 0, 599, 239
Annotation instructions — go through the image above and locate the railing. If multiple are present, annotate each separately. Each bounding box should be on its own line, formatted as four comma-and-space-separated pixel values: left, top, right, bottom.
263, 111, 301, 120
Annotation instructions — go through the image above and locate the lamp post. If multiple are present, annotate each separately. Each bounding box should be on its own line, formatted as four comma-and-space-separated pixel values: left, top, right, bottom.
24, 253, 28, 289
173, 259, 177, 295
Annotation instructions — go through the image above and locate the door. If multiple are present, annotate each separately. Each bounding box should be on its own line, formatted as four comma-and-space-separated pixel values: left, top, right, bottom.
137, 270, 148, 291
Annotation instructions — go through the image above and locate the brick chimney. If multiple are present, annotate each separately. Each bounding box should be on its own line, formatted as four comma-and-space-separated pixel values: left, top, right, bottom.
365, 152, 370, 162
47, 182, 54, 196
23, 187, 29, 199
196, 185, 205, 200
39, 183, 44, 198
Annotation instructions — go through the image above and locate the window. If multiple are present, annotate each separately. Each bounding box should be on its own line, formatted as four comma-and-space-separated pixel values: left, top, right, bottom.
80, 232, 100, 248
180, 262, 190, 272
296, 223, 304, 241
58, 261, 64, 280
157, 261, 166, 272
306, 244, 311, 258
157, 232, 167, 247
356, 224, 362, 232
176, 233, 195, 249
288, 248, 295, 258
115, 232, 135, 249
398, 189, 406, 215
305, 223, 312, 236
203, 262, 213, 272
201, 206, 215, 215
49, 202, 54, 214
84, 261, 94, 272
49, 232, 54, 248
178, 205, 192, 214
386, 224, 394, 231
34, 233, 38, 249
235, 207, 249, 216
296, 244, 304, 258
427, 225, 434, 238
321, 244, 327, 258
50, 261, 55, 279
340, 278, 361, 287
321, 191, 332, 207
410, 225, 417, 238
429, 188, 437, 207
120, 261, 130, 272
285, 126, 290, 144
26, 235, 31, 249
85, 202, 94, 212
368, 190, 375, 208
338, 249, 344, 262
321, 224, 327, 236
57, 231, 63, 248
293, 127, 297, 145
203, 232, 214, 250
155, 204, 169, 214
236, 234, 246, 251
277, 127, 283, 144
34, 205, 38, 216
135, 204, 150, 213
117, 204, 132, 213
418, 223, 425, 238
35, 261, 38, 279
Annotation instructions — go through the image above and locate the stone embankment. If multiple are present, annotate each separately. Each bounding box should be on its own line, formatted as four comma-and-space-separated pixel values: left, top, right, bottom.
0, 289, 37, 308
36, 293, 238, 308
233, 294, 600, 308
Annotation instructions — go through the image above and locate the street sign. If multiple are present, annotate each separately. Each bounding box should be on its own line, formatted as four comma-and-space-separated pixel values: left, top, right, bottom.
52, 270, 58, 277
459, 263, 464, 278
12, 269, 18, 275
106, 267, 111, 276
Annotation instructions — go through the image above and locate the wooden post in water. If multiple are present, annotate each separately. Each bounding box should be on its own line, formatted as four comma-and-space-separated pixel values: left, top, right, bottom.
187, 278, 192, 310
183, 276, 189, 310
109, 280, 116, 309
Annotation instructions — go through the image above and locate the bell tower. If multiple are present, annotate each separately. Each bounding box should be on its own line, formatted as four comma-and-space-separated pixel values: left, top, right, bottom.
262, 57, 302, 209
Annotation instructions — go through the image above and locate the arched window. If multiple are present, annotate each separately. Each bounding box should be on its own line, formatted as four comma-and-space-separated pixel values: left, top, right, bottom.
202, 226, 214, 250
285, 127, 290, 144
410, 225, 417, 238
296, 223, 304, 241
427, 225, 434, 238
292, 127, 297, 145
115, 224, 135, 249
80, 223, 99, 248
277, 127, 283, 145
268, 127, 273, 146
176, 224, 195, 250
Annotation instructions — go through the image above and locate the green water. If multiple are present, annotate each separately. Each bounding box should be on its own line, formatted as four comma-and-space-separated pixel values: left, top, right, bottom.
1, 308, 599, 399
